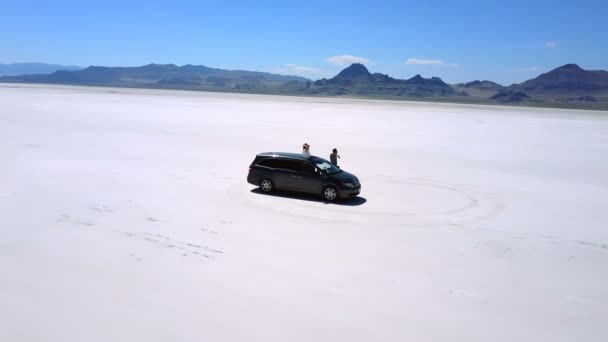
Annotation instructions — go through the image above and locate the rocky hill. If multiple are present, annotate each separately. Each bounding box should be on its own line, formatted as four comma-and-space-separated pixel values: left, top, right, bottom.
456, 80, 505, 91
299, 63, 466, 97
513, 64, 608, 92
454, 64, 608, 107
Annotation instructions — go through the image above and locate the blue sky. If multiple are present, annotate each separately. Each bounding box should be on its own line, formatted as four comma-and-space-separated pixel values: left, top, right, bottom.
2, 0, 607, 84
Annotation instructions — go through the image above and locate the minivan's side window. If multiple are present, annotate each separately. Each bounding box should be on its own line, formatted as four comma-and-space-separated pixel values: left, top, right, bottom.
259, 158, 295, 171
281, 160, 295, 170
296, 161, 316, 175
283, 160, 316, 174
258, 158, 314, 174
259, 158, 278, 168
280, 160, 301, 172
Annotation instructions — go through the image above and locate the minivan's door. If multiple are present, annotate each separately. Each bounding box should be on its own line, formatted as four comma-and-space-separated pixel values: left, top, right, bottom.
278, 159, 306, 191
259, 158, 297, 190
293, 161, 325, 193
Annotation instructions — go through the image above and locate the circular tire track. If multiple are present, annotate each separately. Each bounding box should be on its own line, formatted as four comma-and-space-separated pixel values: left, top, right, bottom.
230, 174, 503, 226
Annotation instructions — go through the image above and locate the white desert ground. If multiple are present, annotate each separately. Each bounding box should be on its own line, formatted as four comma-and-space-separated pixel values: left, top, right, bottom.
1, 83, 607, 342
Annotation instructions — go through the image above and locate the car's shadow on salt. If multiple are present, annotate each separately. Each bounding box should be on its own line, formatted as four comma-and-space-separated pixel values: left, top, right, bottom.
250, 188, 367, 206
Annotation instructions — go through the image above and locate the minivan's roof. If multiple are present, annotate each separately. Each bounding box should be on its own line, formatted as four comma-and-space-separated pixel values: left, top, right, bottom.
256, 152, 318, 160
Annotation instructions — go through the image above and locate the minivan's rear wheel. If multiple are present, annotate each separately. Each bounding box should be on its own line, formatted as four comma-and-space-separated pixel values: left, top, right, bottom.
322, 186, 339, 202
260, 179, 273, 193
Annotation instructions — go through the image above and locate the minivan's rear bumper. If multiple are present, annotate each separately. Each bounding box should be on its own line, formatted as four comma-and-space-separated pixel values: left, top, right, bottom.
247, 171, 258, 186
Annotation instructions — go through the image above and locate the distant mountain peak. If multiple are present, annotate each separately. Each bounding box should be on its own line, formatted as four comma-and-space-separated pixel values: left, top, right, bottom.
141, 63, 178, 69
406, 74, 424, 83
456, 80, 505, 91
405, 74, 447, 86
556, 63, 583, 71
335, 63, 371, 79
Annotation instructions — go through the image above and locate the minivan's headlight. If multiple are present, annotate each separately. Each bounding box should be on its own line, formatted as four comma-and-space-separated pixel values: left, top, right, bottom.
340, 181, 358, 188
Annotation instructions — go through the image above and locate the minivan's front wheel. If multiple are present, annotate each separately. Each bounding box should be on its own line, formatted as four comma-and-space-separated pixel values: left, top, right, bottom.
260, 178, 273, 193
322, 186, 339, 202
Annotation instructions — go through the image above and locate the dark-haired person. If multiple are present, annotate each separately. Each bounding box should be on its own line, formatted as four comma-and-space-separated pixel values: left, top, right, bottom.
302, 143, 311, 158
330, 148, 340, 166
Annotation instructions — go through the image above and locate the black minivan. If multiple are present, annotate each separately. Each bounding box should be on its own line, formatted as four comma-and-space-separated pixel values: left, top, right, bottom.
247, 152, 361, 201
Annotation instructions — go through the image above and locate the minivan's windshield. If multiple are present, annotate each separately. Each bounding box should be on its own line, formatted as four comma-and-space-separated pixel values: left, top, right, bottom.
311, 157, 342, 175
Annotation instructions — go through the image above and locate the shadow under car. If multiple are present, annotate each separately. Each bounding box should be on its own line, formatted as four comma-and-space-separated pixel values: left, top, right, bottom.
250, 188, 367, 206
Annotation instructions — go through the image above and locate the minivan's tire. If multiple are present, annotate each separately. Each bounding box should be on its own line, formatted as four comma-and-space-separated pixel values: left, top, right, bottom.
322, 186, 339, 202
259, 178, 274, 193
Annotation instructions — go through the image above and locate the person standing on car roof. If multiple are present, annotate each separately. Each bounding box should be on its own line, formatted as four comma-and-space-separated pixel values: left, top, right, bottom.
330, 148, 340, 167
302, 143, 311, 158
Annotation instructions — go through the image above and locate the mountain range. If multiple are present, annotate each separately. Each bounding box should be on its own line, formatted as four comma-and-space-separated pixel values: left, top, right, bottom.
1, 62, 607, 110
0, 63, 307, 91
